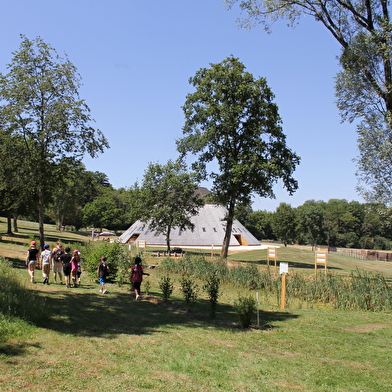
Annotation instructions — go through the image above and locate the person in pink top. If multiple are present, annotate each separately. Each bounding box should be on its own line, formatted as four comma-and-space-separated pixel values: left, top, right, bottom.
71, 250, 80, 287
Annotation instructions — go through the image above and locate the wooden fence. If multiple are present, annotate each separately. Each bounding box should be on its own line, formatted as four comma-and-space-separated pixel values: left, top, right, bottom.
329, 247, 392, 262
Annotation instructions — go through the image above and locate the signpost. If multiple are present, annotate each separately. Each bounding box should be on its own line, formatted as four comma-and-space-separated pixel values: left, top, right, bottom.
279, 262, 289, 309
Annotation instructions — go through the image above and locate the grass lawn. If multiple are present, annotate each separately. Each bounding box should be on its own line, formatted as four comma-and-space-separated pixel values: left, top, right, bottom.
1, 217, 392, 391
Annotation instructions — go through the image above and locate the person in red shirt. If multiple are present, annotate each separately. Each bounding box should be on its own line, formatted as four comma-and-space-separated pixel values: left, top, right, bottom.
130, 256, 149, 300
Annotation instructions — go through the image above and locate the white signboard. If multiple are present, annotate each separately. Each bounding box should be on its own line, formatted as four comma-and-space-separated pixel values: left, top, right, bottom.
279, 262, 289, 275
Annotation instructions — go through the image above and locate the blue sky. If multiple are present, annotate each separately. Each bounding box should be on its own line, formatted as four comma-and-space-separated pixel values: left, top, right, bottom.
1, 0, 362, 212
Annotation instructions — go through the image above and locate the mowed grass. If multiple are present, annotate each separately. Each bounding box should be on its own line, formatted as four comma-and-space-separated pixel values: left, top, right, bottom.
1, 217, 392, 391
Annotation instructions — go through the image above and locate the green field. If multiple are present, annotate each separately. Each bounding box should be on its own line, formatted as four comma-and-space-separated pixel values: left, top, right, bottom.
1, 217, 392, 391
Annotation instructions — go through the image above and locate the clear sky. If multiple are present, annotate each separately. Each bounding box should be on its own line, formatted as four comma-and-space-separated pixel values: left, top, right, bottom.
0, 0, 362, 212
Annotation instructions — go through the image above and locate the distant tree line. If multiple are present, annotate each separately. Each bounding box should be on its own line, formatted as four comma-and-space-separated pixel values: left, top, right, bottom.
236, 200, 392, 250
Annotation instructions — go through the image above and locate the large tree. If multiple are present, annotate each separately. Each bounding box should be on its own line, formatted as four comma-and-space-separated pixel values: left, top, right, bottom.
0, 36, 109, 247
140, 159, 204, 252
225, 0, 392, 204
296, 200, 325, 248
272, 202, 297, 246
177, 56, 300, 258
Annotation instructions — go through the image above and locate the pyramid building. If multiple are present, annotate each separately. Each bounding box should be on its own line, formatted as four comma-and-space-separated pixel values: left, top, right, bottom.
119, 188, 260, 247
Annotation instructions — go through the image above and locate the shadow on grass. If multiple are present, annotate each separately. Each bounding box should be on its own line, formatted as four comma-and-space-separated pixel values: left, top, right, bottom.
36, 286, 300, 338
0, 342, 41, 357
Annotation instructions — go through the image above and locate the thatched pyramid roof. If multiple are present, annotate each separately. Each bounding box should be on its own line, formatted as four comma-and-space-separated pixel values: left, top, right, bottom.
119, 189, 260, 247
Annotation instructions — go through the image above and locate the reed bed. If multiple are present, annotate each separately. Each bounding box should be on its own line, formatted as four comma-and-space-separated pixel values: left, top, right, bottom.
160, 255, 392, 312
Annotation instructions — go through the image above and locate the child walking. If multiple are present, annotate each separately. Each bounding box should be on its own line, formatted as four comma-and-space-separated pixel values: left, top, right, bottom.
40, 244, 52, 285
130, 256, 149, 300
71, 250, 80, 287
97, 256, 109, 294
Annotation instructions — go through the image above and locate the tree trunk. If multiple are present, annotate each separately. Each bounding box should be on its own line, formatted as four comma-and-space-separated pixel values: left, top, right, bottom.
166, 225, 171, 253
221, 197, 236, 259
56, 207, 63, 230
6, 212, 13, 235
38, 188, 45, 250
13, 213, 18, 232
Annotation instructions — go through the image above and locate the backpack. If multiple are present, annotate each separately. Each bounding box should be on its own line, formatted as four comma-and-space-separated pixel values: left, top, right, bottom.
54, 248, 63, 262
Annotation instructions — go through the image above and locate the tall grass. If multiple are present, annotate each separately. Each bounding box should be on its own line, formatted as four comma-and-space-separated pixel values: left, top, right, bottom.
0, 257, 47, 342
160, 254, 392, 312
286, 269, 392, 311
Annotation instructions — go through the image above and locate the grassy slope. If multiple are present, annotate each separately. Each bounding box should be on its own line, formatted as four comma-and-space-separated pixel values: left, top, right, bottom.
1, 217, 392, 391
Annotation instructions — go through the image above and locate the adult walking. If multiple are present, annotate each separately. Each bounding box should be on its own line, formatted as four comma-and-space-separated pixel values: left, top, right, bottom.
52, 241, 64, 284
131, 256, 149, 300
40, 244, 52, 285
26, 241, 40, 283
60, 247, 72, 288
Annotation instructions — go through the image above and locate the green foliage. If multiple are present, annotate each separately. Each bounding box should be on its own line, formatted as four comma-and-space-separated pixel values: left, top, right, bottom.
234, 295, 256, 328
0, 257, 46, 333
296, 200, 325, 247
227, 0, 392, 204
144, 279, 151, 295
160, 254, 229, 281
272, 203, 296, 246
180, 275, 199, 306
229, 263, 261, 289
82, 190, 123, 230
178, 55, 300, 257
82, 241, 130, 284
203, 270, 221, 319
159, 275, 174, 302
0, 35, 109, 246
286, 270, 392, 311
140, 159, 204, 252
161, 253, 392, 311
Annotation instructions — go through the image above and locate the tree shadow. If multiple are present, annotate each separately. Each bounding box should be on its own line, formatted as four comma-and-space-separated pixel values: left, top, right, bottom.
33, 285, 300, 338
0, 342, 42, 357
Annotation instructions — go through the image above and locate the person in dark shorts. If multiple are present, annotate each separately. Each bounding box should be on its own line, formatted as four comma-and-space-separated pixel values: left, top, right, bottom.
97, 256, 109, 294
130, 256, 149, 300
26, 241, 40, 283
60, 247, 72, 288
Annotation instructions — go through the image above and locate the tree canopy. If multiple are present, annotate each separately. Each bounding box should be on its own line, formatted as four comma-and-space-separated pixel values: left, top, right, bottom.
139, 159, 204, 252
0, 36, 109, 246
177, 56, 300, 258
226, 0, 392, 204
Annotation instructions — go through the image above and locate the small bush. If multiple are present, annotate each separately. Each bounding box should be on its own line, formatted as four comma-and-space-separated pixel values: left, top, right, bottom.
159, 275, 174, 301
144, 279, 151, 295
203, 271, 220, 319
180, 275, 199, 308
234, 295, 256, 328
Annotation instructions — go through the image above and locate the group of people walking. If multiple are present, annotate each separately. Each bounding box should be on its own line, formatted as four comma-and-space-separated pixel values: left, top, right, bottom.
26, 241, 81, 288
25, 241, 149, 299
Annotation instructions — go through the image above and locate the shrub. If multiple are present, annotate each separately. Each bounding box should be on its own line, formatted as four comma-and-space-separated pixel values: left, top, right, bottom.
159, 275, 174, 301
203, 270, 220, 319
234, 295, 256, 328
180, 275, 199, 308
82, 242, 130, 283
